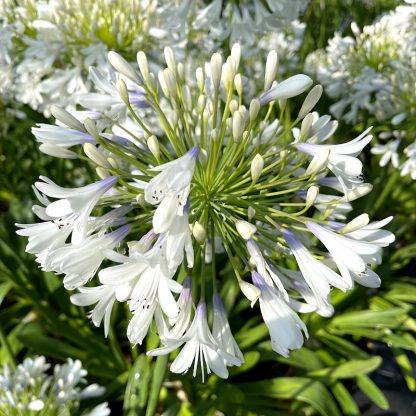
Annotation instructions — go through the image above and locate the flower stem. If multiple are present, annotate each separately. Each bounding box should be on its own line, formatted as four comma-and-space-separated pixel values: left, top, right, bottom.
145, 354, 169, 416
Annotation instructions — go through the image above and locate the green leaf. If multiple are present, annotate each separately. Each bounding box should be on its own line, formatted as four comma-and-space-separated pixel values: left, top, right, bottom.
317, 331, 368, 359
277, 348, 324, 371
229, 351, 260, 375
331, 382, 360, 416
308, 357, 382, 379
238, 377, 341, 416
329, 309, 406, 330
124, 355, 148, 416
383, 332, 416, 352
17, 329, 85, 360
393, 348, 416, 391
356, 375, 389, 410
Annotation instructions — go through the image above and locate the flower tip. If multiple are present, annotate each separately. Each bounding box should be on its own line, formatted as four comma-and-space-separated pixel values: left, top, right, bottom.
236, 220, 257, 240
188, 146, 200, 159
104, 175, 118, 187
212, 293, 224, 309
195, 300, 207, 316
251, 271, 264, 286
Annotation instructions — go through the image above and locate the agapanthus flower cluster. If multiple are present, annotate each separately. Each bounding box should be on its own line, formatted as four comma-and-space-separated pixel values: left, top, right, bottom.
0, 356, 109, 415
17, 44, 394, 381
306, 4, 416, 178
0, 0, 173, 115
0, 0, 307, 117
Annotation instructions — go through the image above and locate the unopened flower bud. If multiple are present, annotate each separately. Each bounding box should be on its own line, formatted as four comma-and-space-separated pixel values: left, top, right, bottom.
210, 128, 218, 141
197, 95, 206, 111
51, 106, 84, 131
305, 186, 319, 208
163, 68, 177, 97
249, 99, 260, 121
136, 194, 145, 205
305, 149, 330, 175
177, 62, 184, 81
298, 85, 323, 120
231, 43, 241, 69
229, 100, 238, 115
222, 57, 235, 90
158, 70, 169, 97
260, 74, 313, 106
248, 206, 256, 221
147, 135, 160, 160
300, 113, 314, 138
264, 50, 278, 91
83, 143, 111, 168
232, 110, 245, 141
164, 46, 176, 73
116, 79, 129, 104
84, 117, 99, 138
108, 51, 139, 83
340, 213, 370, 234
210, 53, 223, 89
251, 154, 264, 182
107, 157, 119, 169
196, 67, 205, 92
147, 73, 157, 92
341, 184, 373, 202
193, 221, 206, 244
96, 167, 110, 179
239, 280, 261, 307
198, 149, 208, 166
137, 51, 149, 81
236, 220, 257, 240
234, 74, 243, 96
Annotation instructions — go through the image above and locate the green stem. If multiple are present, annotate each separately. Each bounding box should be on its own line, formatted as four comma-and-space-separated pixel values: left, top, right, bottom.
145, 355, 169, 416
370, 169, 400, 215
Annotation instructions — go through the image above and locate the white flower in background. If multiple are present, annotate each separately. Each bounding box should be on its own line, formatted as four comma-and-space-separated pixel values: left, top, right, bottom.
1, 0, 308, 116
18, 46, 394, 380
371, 139, 401, 168
0, 356, 109, 415
306, 4, 416, 176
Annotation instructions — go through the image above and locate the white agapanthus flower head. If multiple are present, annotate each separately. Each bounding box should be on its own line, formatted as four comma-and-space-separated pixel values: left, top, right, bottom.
0, 356, 109, 415
18, 44, 394, 381
306, 4, 416, 177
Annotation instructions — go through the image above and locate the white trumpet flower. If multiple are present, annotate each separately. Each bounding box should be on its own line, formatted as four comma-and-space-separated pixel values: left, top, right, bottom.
252, 272, 308, 357
148, 301, 241, 381
145, 147, 199, 233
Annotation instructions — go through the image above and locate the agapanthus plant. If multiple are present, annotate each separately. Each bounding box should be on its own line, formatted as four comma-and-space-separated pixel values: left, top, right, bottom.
17, 45, 394, 381
306, 4, 416, 178
0, 356, 109, 415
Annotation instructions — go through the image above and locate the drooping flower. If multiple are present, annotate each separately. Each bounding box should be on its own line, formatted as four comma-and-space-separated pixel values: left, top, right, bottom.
251, 272, 308, 357
212, 294, 244, 364
148, 301, 241, 381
